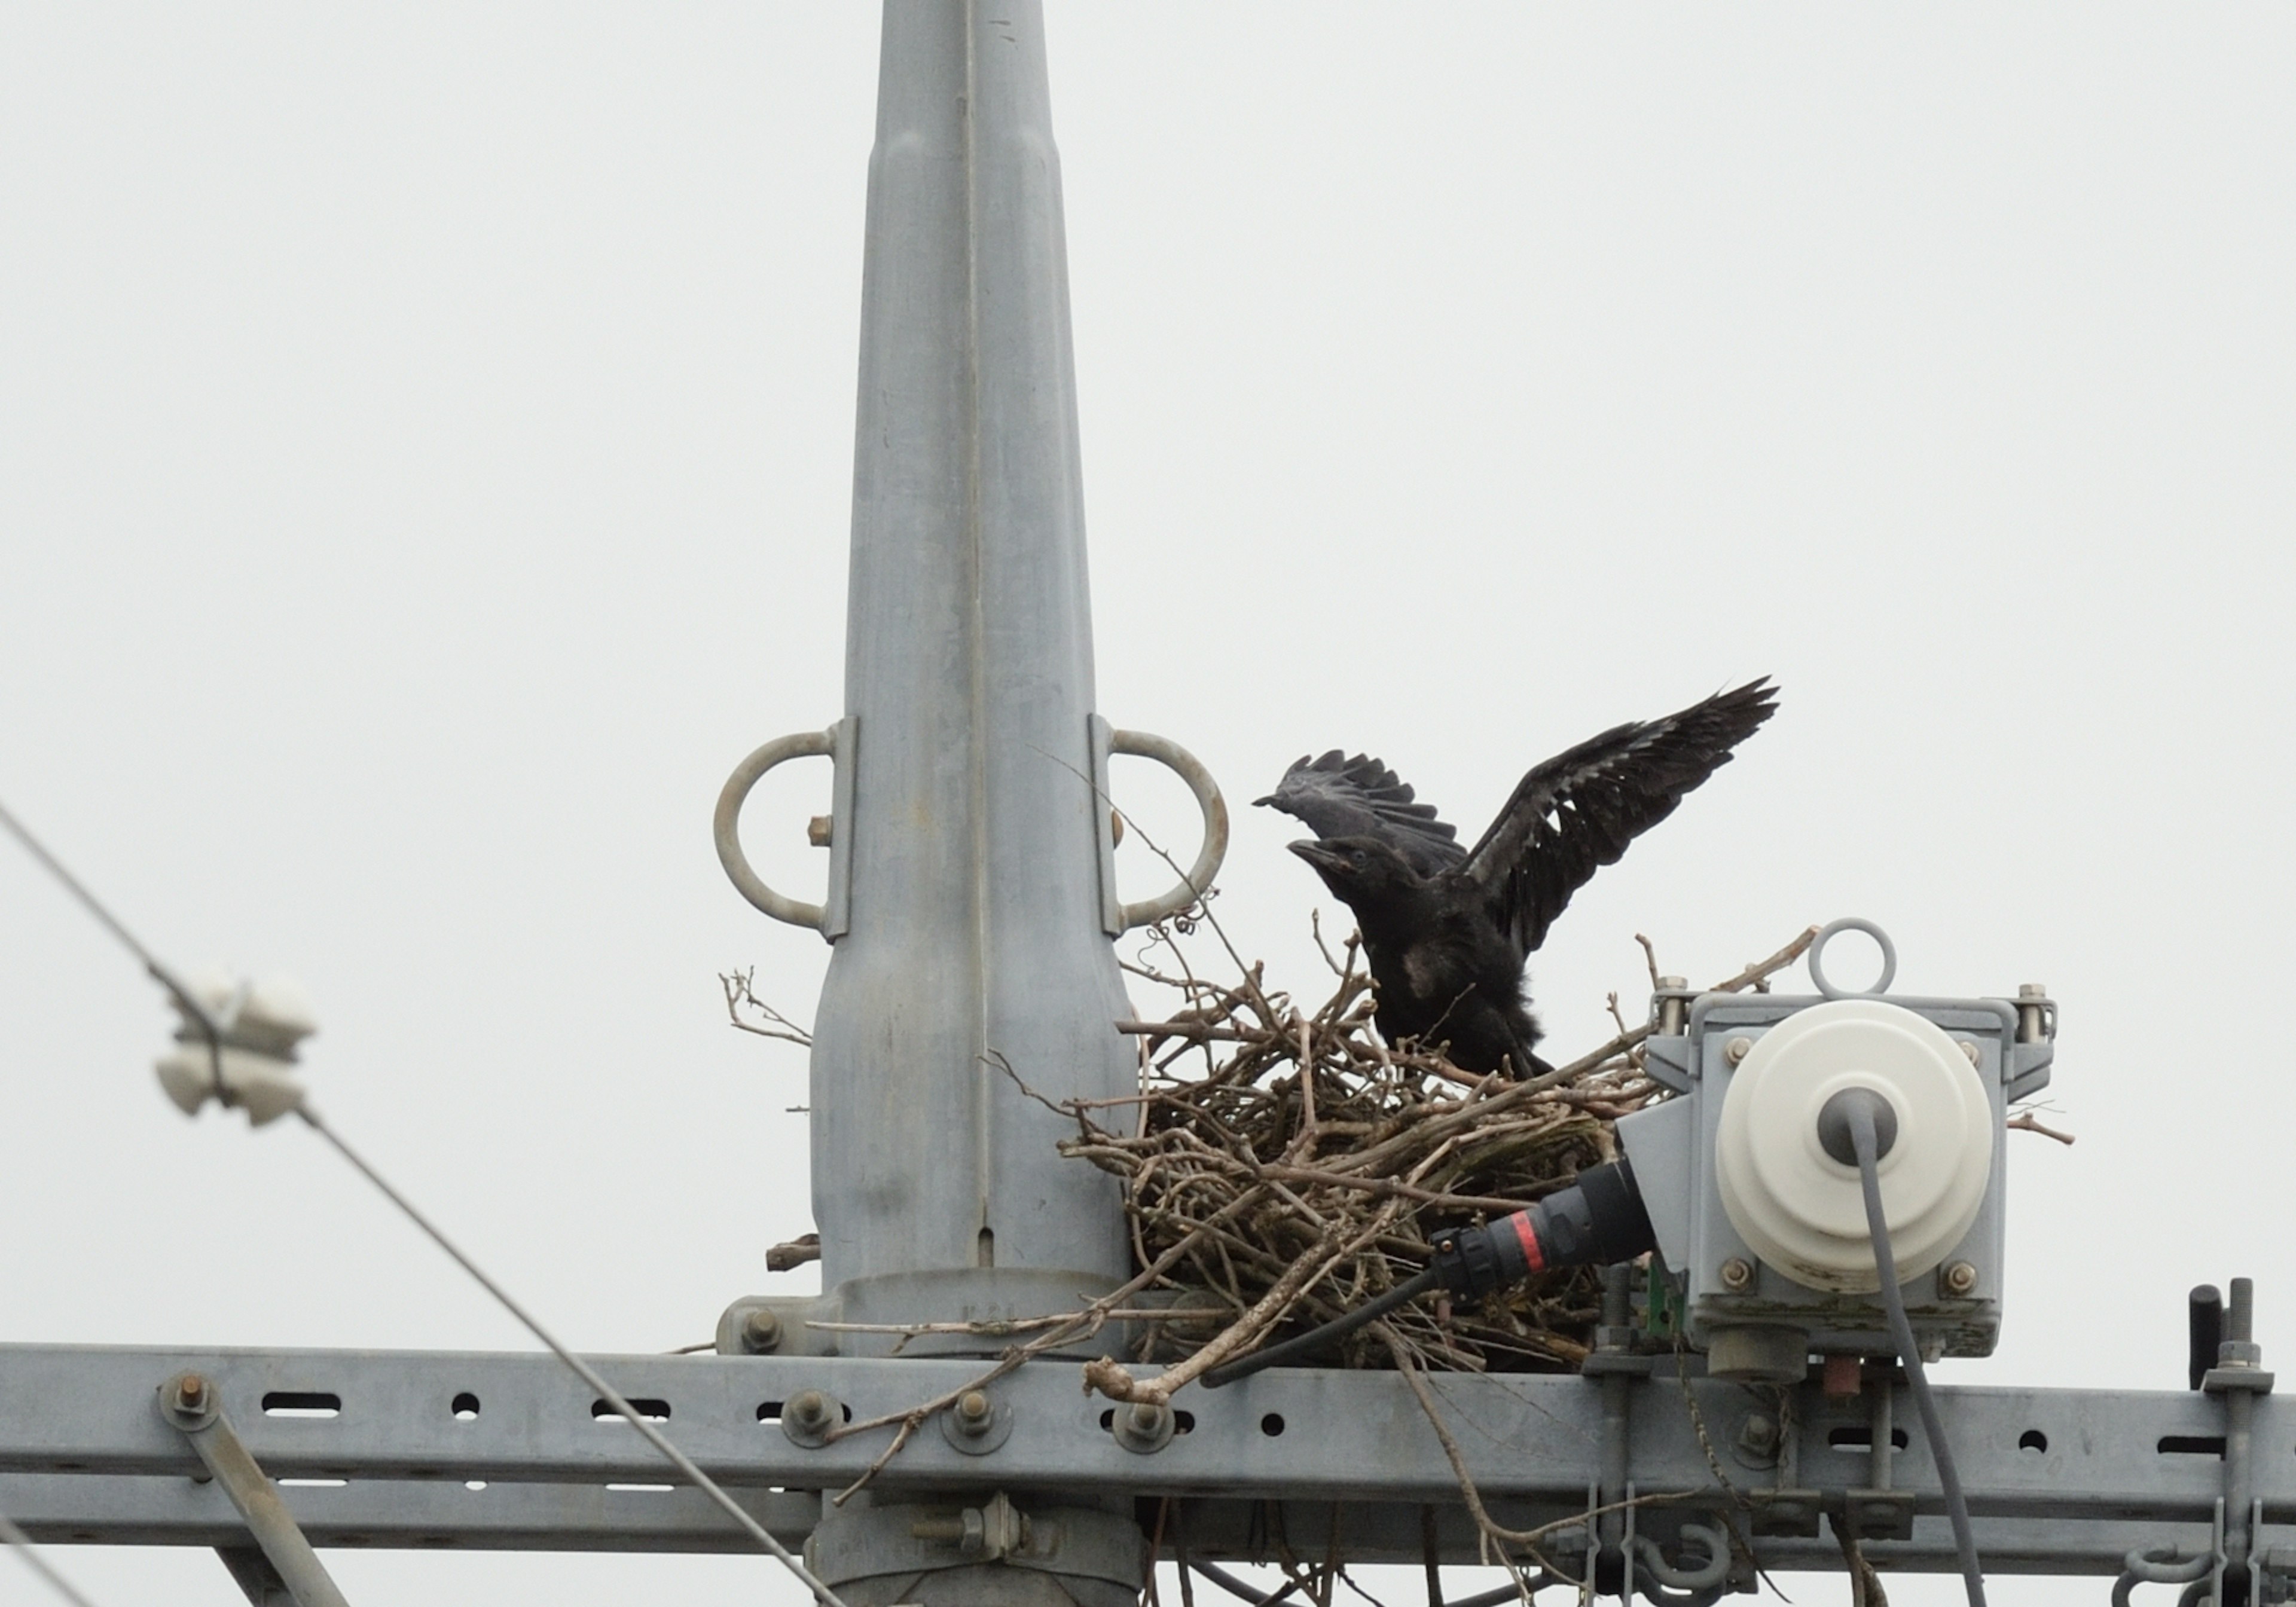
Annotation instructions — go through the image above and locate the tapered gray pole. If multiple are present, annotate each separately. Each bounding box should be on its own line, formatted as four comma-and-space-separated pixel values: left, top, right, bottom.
810, 1, 1133, 1322
798, 8, 1152, 1602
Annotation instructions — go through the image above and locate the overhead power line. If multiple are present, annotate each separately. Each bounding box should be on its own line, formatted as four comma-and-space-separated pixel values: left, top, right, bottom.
0, 795, 848, 1607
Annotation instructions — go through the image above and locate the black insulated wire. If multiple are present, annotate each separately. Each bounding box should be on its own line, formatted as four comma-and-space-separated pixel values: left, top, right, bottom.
1187, 1560, 1305, 1607
1198, 1267, 1441, 1389
1845, 1095, 1987, 1607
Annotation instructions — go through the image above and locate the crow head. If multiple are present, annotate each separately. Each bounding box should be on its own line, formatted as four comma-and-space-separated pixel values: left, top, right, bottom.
1286, 836, 1419, 905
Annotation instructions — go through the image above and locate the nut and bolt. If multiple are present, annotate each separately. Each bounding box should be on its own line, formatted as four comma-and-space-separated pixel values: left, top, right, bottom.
1110, 810, 1125, 847
1736, 1412, 1779, 1459
1720, 1257, 1755, 1291
741, 1309, 783, 1354
954, 1390, 994, 1432
176, 1375, 207, 1409
1959, 1040, 1982, 1067
785, 1391, 833, 1434
807, 815, 834, 848
1112, 1397, 1177, 1454
1941, 1261, 1979, 1297
1725, 1036, 1753, 1066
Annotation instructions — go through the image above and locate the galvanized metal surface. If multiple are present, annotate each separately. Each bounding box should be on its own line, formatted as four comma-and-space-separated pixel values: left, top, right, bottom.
3, 1343, 2288, 1570
787, 0, 1142, 1324
0, 1475, 2243, 1584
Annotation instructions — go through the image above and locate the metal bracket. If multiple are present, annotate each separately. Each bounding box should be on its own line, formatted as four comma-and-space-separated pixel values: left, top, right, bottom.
713, 717, 856, 937
157, 1372, 350, 1607
1091, 716, 1229, 934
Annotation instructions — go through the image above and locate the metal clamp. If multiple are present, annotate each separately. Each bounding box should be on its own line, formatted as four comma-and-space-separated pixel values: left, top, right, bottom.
714, 720, 855, 937
1093, 720, 1229, 934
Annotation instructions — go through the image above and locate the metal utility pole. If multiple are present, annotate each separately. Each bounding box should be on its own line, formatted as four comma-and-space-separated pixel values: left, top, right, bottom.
817, 0, 1136, 1325
712, 5, 1223, 1602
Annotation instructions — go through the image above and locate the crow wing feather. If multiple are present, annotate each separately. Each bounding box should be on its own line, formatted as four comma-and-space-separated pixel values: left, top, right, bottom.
1462, 679, 1779, 953
1257, 750, 1464, 876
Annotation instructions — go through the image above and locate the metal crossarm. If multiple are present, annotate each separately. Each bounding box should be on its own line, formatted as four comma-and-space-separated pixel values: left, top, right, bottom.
0, 1343, 2279, 1578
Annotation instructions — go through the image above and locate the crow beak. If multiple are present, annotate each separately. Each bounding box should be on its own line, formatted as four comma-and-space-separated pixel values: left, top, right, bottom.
1287, 840, 1342, 872
1252, 795, 1278, 808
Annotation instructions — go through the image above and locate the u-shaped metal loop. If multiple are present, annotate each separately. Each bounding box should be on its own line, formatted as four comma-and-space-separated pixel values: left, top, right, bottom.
1808, 916, 1898, 998
715, 725, 844, 933
1104, 726, 1229, 933
1632, 1522, 1732, 1596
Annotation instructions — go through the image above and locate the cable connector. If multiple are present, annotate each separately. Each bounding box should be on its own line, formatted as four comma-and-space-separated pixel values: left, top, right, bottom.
1199, 1159, 1658, 1389
1430, 1158, 1658, 1302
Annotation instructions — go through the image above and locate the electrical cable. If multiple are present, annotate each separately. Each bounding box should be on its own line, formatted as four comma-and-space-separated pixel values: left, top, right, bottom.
1187, 1559, 1306, 1607
1843, 1095, 1986, 1607
1442, 1581, 1546, 1607
297, 1107, 848, 1606
0, 798, 221, 1040
0, 798, 848, 1607
0, 1511, 103, 1607
1199, 1267, 1439, 1389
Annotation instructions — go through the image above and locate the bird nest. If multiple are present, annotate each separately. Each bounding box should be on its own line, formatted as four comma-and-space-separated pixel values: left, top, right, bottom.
1065, 919, 1819, 1404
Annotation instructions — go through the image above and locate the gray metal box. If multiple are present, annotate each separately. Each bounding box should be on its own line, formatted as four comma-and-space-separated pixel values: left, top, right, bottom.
1619, 983, 2055, 1370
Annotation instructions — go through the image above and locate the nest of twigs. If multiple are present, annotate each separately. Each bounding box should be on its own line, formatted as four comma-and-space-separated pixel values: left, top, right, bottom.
1063, 919, 1820, 1403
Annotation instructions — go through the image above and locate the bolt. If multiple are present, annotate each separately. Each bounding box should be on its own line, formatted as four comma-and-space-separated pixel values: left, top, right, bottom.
1720, 1257, 1755, 1291
177, 1375, 206, 1409
807, 815, 833, 848
1110, 810, 1125, 847
1942, 1261, 1979, 1297
1959, 1040, 1981, 1067
1656, 977, 1689, 1035
2016, 984, 2047, 1044
955, 1390, 993, 1431
1736, 1412, 1779, 1458
741, 1309, 783, 1354
1725, 1036, 1753, 1066
786, 1390, 831, 1431
1128, 1401, 1164, 1435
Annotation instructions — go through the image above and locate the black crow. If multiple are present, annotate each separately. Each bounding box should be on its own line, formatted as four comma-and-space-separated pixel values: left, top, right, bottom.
1257, 679, 1777, 1078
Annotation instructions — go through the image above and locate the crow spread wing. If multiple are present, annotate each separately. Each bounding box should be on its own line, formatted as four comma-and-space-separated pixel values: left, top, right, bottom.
1461, 679, 1778, 954
1256, 750, 1465, 875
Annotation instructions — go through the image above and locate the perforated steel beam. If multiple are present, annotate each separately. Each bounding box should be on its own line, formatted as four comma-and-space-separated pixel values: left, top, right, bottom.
0, 1342, 2283, 1575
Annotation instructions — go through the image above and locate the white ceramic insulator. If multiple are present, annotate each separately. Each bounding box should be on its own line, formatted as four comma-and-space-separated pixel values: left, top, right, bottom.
154, 1045, 309, 1126
1714, 999, 1992, 1293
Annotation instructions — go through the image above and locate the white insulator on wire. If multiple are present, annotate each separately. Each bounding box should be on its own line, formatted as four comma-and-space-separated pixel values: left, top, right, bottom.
154, 968, 317, 1126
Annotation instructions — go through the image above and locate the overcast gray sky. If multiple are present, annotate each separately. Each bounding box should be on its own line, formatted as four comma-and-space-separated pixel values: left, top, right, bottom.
3, 6, 2292, 1603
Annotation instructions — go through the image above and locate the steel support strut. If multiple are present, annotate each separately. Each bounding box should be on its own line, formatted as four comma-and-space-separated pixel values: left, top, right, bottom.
157, 1373, 350, 1607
